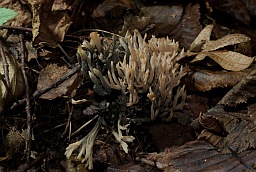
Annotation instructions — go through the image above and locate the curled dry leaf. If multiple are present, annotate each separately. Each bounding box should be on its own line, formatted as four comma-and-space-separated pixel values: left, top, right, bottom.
185, 68, 250, 92
144, 140, 256, 171
27, 0, 72, 47
37, 64, 81, 100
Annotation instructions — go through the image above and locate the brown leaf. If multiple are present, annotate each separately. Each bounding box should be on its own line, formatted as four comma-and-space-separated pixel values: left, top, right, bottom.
193, 51, 254, 71
121, 15, 151, 35
197, 111, 256, 154
190, 24, 213, 52
92, 0, 139, 32
185, 68, 251, 92
141, 5, 183, 36
172, 3, 202, 50
145, 140, 256, 171
37, 64, 80, 100
202, 34, 251, 52
207, 0, 251, 25
27, 0, 72, 47
219, 70, 256, 106
92, 0, 138, 18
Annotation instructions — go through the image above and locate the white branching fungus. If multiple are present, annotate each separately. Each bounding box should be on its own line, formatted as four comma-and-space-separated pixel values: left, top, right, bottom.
65, 117, 102, 170
103, 30, 189, 120
112, 117, 135, 153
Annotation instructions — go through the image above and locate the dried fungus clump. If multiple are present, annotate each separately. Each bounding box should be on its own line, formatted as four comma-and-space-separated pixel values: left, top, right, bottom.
78, 30, 189, 120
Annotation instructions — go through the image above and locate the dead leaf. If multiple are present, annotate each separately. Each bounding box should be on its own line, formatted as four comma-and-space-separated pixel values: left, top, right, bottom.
188, 24, 254, 71
92, 0, 139, 32
27, 0, 72, 47
207, 0, 251, 25
185, 68, 251, 92
37, 64, 81, 100
172, 3, 202, 50
92, 0, 138, 18
121, 15, 151, 35
190, 24, 213, 52
197, 111, 256, 154
202, 34, 251, 52
52, 0, 72, 11
140, 5, 183, 36
25, 42, 37, 61
144, 140, 256, 171
194, 51, 254, 71
219, 71, 256, 106
0, 49, 25, 113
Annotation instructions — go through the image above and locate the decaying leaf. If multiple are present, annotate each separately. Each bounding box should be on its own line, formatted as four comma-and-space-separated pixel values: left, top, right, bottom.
193, 51, 254, 71
92, 0, 139, 32
172, 3, 202, 50
37, 64, 81, 100
202, 34, 251, 52
198, 113, 256, 154
27, 0, 72, 47
207, 0, 251, 25
192, 104, 256, 154
143, 140, 256, 172
185, 68, 251, 91
140, 5, 183, 36
0, 50, 24, 113
219, 71, 256, 106
188, 24, 254, 71
190, 24, 213, 52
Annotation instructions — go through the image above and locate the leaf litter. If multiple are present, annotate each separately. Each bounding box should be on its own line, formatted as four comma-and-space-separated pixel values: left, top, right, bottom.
0, 0, 256, 171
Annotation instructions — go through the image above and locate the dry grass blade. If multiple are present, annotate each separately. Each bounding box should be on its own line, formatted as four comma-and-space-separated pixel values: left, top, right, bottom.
202, 34, 251, 52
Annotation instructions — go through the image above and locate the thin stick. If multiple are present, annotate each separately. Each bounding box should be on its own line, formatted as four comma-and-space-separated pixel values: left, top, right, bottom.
19, 33, 32, 162
58, 43, 73, 64
0, 25, 32, 32
0, 39, 10, 87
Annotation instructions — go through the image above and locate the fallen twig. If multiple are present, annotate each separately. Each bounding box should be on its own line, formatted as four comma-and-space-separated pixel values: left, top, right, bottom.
19, 33, 32, 162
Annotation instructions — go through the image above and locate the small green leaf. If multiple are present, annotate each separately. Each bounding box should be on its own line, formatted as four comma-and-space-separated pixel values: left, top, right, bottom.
0, 8, 18, 26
